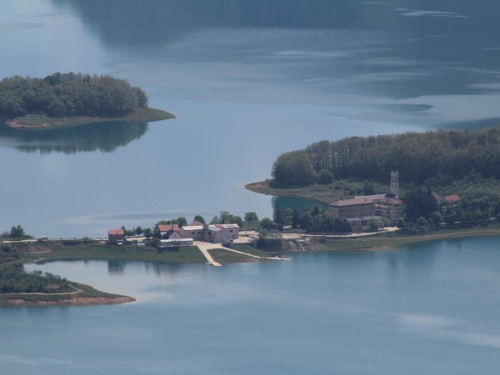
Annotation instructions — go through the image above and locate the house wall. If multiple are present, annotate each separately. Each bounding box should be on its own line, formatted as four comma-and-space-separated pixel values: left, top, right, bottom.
379, 203, 404, 222
108, 234, 124, 243
329, 204, 375, 220
204, 228, 239, 243
180, 228, 205, 241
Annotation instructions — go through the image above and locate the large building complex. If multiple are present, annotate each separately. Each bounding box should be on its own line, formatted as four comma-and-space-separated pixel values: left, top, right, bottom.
329, 198, 375, 220
330, 170, 404, 229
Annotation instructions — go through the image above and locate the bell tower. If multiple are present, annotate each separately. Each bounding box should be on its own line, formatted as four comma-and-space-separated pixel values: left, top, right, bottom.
390, 170, 399, 197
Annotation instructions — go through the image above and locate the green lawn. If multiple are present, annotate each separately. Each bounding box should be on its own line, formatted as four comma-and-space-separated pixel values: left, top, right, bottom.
15, 243, 206, 264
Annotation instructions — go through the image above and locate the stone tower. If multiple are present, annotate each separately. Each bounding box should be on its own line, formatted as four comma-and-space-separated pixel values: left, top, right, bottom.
390, 170, 399, 197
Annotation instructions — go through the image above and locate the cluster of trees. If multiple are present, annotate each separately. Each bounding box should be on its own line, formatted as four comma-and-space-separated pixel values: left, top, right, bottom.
0, 262, 70, 294
0, 72, 148, 118
399, 172, 500, 228
210, 212, 243, 227
244, 212, 259, 222
256, 230, 283, 250
272, 150, 333, 186
0, 225, 32, 240
272, 127, 500, 186
260, 207, 352, 233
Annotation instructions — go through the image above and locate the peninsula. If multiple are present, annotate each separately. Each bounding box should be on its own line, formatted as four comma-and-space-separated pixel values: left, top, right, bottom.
0, 73, 174, 130
246, 126, 500, 237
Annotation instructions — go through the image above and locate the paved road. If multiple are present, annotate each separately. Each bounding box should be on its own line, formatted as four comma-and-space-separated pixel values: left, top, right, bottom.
194, 242, 222, 267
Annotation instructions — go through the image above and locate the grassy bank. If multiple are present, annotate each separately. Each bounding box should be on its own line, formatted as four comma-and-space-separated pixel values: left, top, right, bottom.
2, 107, 175, 130
0, 282, 134, 306
245, 179, 394, 204
14, 242, 206, 264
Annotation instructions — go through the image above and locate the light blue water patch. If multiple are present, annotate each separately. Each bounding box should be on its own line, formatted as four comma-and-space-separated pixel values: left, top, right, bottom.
0, 236, 496, 374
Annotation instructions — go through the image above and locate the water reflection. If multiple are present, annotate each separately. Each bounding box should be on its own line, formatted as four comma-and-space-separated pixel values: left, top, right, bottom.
0, 121, 148, 154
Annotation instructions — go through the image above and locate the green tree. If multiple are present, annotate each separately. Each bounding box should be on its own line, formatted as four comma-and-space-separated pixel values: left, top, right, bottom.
292, 210, 300, 229
300, 212, 314, 231
244, 212, 259, 222
260, 218, 279, 230
363, 182, 375, 195
317, 169, 334, 185
272, 150, 316, 186
404, 189, 439, 221
10, 225, 25, 239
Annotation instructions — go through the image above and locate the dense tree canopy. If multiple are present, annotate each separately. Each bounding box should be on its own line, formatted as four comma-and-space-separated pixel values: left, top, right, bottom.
0, 72, 149, 118
272, 127, 500, 186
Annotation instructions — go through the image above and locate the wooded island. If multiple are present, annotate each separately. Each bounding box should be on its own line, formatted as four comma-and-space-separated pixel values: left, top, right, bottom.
0, 73, 174, 129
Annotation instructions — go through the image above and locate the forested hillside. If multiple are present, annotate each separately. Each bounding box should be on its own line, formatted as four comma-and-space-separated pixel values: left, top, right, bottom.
272, 127, 500, 186
0, 73, 148, 118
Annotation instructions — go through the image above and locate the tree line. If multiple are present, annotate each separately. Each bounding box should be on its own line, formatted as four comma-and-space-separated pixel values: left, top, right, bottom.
272, 127, 500, 186
0, 72, 149, 118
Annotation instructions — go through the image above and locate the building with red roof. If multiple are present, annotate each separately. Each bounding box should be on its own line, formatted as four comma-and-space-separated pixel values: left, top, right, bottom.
329, 198, 375, 220
108, 229, 125, 244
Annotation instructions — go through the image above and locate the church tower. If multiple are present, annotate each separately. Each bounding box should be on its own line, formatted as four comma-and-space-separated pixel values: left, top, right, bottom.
390, 170, 399, 197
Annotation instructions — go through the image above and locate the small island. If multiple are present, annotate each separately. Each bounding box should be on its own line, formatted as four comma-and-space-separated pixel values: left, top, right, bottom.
0, 73, 174, 130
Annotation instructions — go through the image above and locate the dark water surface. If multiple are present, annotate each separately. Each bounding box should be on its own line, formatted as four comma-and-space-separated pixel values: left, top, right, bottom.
1, 0, 500, 236
0, 237, 494, 374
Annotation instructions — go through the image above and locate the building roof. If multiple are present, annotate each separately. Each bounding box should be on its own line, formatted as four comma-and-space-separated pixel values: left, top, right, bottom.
158, 224, 180, 232
355, 194, 387, 201
182, 225, 204, 231
379, 197, 403, 205
444, 194, 461, 203
189, 220, 204, 226
208, 224, 239, 232
329, 198, 374, 207
108, 229, 124, 235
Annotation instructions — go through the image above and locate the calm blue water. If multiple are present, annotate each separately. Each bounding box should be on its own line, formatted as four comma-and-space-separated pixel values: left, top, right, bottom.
2, 3, 500, 371
1, 0, 500, 237
0, 237, 495, 374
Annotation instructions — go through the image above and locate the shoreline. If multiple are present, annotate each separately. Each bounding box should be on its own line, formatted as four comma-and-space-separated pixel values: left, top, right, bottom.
1, 107, 175, 131
3, 229, 500, 307
245, 179, 368, 204
0, 282, 135, 307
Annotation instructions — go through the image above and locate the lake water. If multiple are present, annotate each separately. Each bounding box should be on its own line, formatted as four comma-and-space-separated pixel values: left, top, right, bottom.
0, 237, 495, 374
1, 0, 500, 237
2, 2, 500, 372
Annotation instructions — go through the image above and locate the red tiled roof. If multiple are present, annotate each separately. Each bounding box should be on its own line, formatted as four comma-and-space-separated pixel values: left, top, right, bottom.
379, 197, 403, 205
108, 229, 124, 235
213, 224, 225, 229
330, 198, 374, 207
444, 195, 460, 203
189, 220, 204, 226
158, 224, 180, 232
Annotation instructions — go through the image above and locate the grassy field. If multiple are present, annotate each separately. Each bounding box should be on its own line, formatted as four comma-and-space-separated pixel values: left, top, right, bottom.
4, 107, 175, 130
245, 179, 399, 204
14, 242, 206, 264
